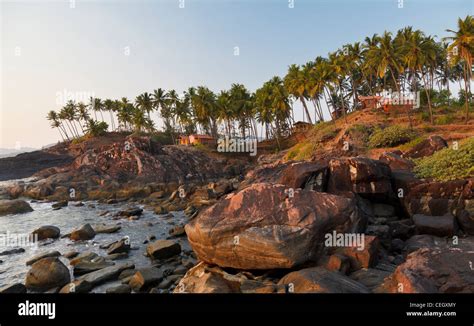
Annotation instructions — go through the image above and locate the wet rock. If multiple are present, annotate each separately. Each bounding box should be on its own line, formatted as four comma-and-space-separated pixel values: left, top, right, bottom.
26, 250, 61, 266
78, 263, 135, 287
277, 267, 370, 293
30, 225, 60, 241
146, 240, 181, 260
25, 257, 71, 292
0, 283, 27, 293
115, 207, 143, 218
154, 206, 168, 215
107, 238, 131, 255
70, 224, 96, 241
388, 219, 416, 240
129, 267, 164, 291
107, 253, 128, 261
0, 199, 33, 216
173, 265, 188, 275
52, 200, 68, 210
59, 280, 93, 293
63, 251, 79, 259
186, 182, 365, 269
350, 268, 391, 291
93, 224, 121, 234
413, 214, 457, 237
73, 260, 114, 276
0, 248, 25, 256
106, 284, 131, 293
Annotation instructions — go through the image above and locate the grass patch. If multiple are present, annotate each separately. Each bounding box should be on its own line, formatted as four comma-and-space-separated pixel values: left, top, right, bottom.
368, 125, 417, 148
435, 114, 455, 125
413, 137, 474, 181
397, 136, 426, 152
285, 141, 318, 161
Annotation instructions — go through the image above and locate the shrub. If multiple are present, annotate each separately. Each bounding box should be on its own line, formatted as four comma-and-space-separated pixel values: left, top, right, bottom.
368, 125, 416, 148
398, 136, 425, 152
435, 114, 454, 125
413, 137, 474, 181
348, 124, 373, 144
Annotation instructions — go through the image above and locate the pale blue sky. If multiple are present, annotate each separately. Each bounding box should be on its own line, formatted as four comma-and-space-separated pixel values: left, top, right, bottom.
1, 0, 472, 148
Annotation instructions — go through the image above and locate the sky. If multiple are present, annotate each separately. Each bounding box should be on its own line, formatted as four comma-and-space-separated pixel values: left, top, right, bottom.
0, 0, 472, 149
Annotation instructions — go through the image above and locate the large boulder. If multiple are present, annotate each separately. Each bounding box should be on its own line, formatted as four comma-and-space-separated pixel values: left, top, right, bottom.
327, 157, 392, 200
277, 161, 328, 191
186, 182, 365, 270
0, 199, 33, 216
25, 257, 71, 292
379, 237, 474, 293
277, 267, 370, 293
403, 135, 448, 159
30, 225, 60, 241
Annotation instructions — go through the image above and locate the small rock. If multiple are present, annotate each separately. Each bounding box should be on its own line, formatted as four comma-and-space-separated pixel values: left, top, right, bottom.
107, 238, 130, 255
106, 284, 131, 293
63, 250, 79, 259
0, 199, 33, 216
115, 207, 143, 218
173, 265, 188, 275
30, 225, 60, 241
413, 214, 456, 237
25, 257, 71, 292
146, 240, 181, 260
129, 267, 164, 291
323, 254, 351, 274
107, 253, 128, 261
52, 200, 68, 210
70, 224, 96, 241
59, 280, 92, 293
0, 248, 25, 256
93, 224, 121, 234
168, 225, 186, 237
26, 250, 61, 266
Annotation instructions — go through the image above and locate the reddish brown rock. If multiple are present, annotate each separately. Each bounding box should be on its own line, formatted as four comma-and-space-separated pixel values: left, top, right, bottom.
25, 257, 71, 292
379, 152, 414, 171
185, 182, 365, 270
379, 237, 474, 293
277, 267, 369, 293
341, 235, 380, 271
277, 161, 328, 191
146, 240, 181, 260
403, 135, 447, 159
69, 224, 96, 241
327, 157, 392, 199
174, 262, 279, 294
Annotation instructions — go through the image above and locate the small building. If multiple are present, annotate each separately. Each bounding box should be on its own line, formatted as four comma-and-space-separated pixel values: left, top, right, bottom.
292, 121, 312, 134
179, 134, 215, 146
359, 95, 382, 110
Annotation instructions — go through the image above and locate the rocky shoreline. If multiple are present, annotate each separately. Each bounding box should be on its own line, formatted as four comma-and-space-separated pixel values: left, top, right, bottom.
0, 135, 473, 293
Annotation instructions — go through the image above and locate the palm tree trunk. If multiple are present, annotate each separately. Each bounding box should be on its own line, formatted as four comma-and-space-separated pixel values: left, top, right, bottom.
300, 97, 313, 124
422, 73, 434, 124
463, 63, 470, 122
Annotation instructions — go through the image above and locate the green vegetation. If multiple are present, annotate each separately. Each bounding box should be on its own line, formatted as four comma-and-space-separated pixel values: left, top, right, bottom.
368, 125, 417, 148
397, 136, 426, 151
285, 142, 318, 161
414, 138, 474, 181
347, 124, 373, 144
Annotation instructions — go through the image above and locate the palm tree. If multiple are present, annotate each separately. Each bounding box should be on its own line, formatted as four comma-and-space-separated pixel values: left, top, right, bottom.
76, 102, 89, 133
135, 92, 154, 121
46, 110, 67, 141
103, 99, 116, 131
445, 15, 474, 121
117, 97, 134, 131
192, 86, 218, 137
284, 64, 313, 124
152, 88, 169, 129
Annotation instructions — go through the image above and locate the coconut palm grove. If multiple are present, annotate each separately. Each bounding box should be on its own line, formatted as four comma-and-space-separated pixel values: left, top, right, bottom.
47, 16, 473, 143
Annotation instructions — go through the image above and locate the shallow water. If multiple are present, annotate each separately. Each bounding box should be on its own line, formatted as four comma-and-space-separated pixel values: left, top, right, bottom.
0, 197, 189, 292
